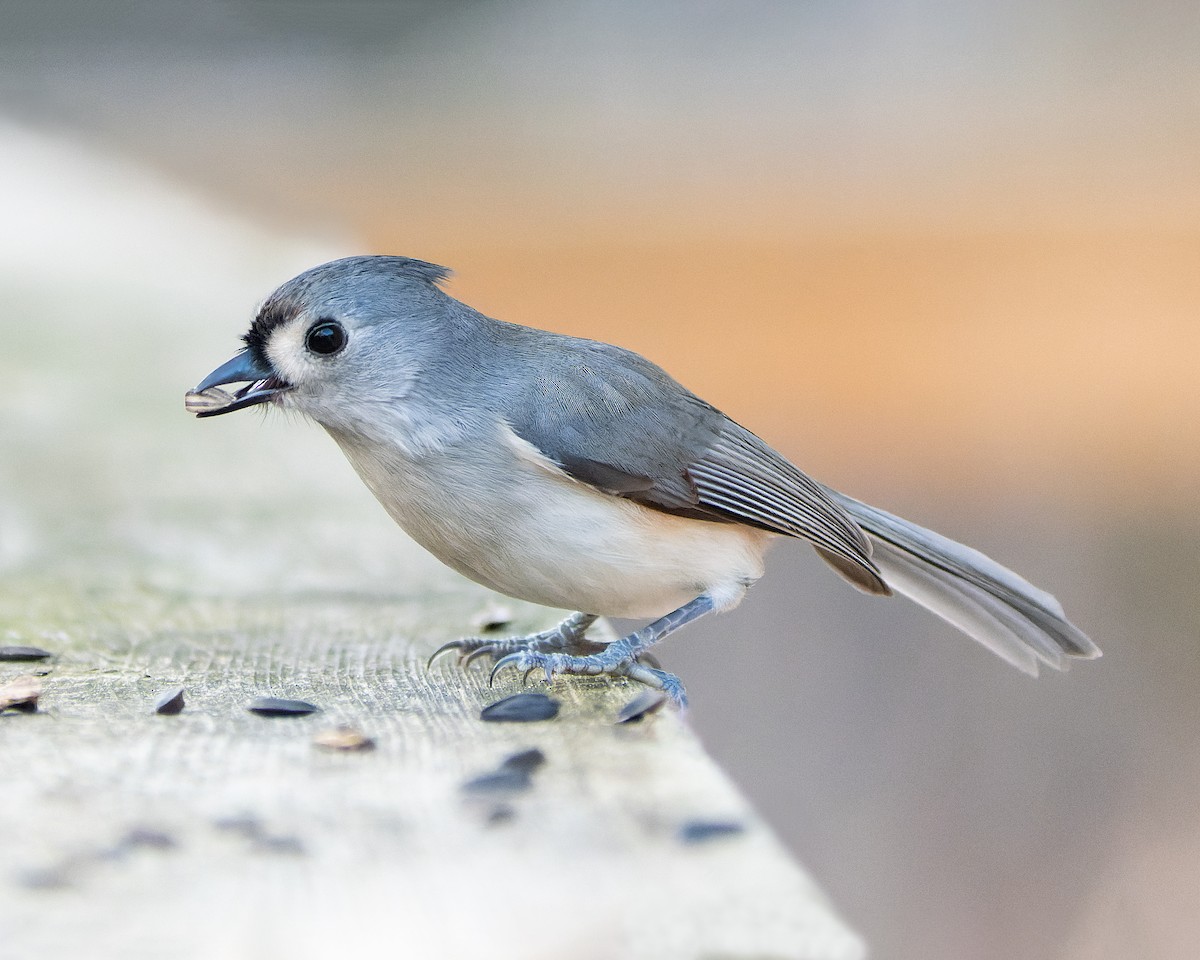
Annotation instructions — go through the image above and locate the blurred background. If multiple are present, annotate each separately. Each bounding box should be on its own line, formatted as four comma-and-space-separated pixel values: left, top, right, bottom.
1, 2, 1197, 958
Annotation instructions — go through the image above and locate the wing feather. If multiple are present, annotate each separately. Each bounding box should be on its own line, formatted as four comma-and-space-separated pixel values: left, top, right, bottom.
827, 490, 1100, 665
505, 336, 886, 594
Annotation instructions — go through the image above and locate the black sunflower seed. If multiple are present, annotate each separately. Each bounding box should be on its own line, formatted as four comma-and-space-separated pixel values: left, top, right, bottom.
0, 646, 51, 662
247, 696, 320, 717
479, 692, 559, 722
153, 688, 185, 715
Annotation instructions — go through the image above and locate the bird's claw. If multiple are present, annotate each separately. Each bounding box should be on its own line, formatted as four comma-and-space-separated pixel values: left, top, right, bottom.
427, 639, 466, 669
428, 637, 504, 669
486, 647, 687, 707
488, 651, 565, 688
488, 653, 525, 687
431, 613, 600, 674
463, 645, 497, 668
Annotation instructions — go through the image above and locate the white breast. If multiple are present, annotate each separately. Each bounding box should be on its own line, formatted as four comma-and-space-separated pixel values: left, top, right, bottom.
329, 422, 771, 619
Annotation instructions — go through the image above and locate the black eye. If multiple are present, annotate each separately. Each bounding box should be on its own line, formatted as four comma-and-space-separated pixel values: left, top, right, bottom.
306, 320, 346, 356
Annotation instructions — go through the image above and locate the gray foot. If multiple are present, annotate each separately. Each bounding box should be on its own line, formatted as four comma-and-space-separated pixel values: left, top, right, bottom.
490, 639, 690, 707
489, 594, 714, 708
427, 612, 601, 669
434, 595, 716, 710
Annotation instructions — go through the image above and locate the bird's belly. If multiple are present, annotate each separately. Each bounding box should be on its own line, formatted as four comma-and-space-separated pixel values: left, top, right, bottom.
463, 489, 768, 618
339, 442, 769, 619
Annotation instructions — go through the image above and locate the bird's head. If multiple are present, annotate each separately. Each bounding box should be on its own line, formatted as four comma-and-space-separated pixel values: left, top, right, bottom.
187, 256, 453, 434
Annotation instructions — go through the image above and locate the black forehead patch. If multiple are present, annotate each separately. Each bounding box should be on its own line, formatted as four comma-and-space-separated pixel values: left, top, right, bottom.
242, 296, 301, 364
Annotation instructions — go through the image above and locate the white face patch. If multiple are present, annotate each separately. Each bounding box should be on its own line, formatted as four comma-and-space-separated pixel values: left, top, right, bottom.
264, 315, 318, 389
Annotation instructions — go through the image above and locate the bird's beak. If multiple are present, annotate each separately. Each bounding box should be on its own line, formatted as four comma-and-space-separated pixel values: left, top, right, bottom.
186, 349, 291, 418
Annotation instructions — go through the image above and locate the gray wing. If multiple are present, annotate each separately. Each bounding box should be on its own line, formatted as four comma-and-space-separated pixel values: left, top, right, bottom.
825, 490, 1100, 673
506, 337, 888, 595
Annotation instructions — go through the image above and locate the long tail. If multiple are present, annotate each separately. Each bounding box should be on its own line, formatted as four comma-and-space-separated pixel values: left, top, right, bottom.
824, 490, 1101, 675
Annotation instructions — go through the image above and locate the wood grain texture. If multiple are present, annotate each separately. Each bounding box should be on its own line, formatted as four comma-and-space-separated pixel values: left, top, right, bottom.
0, 585, 864, 960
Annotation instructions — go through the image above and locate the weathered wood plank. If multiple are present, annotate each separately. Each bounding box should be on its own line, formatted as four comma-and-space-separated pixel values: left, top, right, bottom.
1, 585, 863, 960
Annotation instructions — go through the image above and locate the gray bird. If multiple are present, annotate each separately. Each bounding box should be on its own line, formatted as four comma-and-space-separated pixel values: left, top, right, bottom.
188, 256, 1099, 705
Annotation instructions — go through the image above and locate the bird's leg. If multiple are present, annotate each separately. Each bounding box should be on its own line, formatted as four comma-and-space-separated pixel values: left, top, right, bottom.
427, 611, 601, 669
489, 594, 716, 707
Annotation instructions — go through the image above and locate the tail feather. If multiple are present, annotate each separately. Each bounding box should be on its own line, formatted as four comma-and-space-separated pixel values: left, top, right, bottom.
823, 491, 1101, 674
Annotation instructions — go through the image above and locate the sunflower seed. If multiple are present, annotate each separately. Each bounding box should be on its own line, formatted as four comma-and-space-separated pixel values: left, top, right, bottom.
312, 724, 375, 751
616, 689, 669, 723
0, 646, 51, 662
480, 692, 559, 722
471, 603, 515, 632
0, 675, 41, 712
461, 768, 532, 794
184, 387, 236, 415
247, 696, 320, 717
500, 747, 546, 773
462, 747, 548, 795
153, 687, 185, 715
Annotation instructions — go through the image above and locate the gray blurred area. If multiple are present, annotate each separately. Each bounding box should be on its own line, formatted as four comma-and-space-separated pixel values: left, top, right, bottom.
6, 0, 1199, 236
2, 3, 1197, 959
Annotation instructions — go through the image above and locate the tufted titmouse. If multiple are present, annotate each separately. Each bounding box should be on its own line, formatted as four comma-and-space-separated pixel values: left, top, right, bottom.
188, 256, 1099, 705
